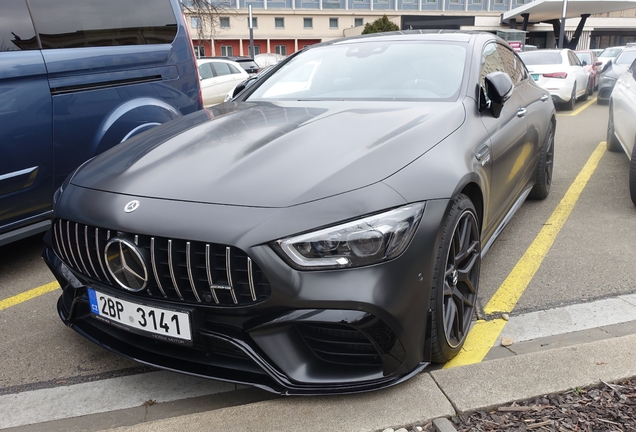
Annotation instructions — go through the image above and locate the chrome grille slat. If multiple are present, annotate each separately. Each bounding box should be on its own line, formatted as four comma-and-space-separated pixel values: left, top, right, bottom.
247, 257, 257, 302
151, 238, 168, 298
206, 244, 220, 304
75, 223, 91, 277
226, 247, 238, 304
53, 219, 270, 307
95, 228, 110, 282
186, 242, 202, 303
85, 226, 100, 281
66, 221, 81, 270
168, 240, 184, 300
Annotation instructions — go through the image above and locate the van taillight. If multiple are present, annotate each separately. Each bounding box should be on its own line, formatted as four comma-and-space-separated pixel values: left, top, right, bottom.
543, 72, 568, 79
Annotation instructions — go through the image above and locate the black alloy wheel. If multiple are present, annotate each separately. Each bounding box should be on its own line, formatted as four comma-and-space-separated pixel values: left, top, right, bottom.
565, 85, 577, 110
529, 122, 554, 200
630, 140, 636, 206
607, 105, 623, 152
430, 194, 481, 363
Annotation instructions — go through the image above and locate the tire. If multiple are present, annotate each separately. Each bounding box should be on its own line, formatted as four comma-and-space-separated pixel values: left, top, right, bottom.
565, 84, 576, 110
607, 105, 622, 152
529, 121, 554, 200
430, 194, 481, 363
580, 82, 589, 101
630, 141, 636, 206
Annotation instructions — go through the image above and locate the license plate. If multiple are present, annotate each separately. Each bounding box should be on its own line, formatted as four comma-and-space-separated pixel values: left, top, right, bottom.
88, 289, 192, 344
531, 74, 540, 81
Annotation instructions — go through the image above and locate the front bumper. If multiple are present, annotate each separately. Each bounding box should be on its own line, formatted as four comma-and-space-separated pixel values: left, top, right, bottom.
43, 198, 451, 395
597, 79, 617, 102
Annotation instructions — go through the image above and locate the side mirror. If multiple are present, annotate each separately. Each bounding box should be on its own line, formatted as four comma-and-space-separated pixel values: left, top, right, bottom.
581, 60, 587, 66
480, 71, 513, 119
231, 76, 258, 98
594, 61, 602, 67
603, 60, 612, 72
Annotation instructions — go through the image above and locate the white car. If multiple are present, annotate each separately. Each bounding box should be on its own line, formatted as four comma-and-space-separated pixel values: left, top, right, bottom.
519, 49, 590, 111
197, 58, 249, 107
597, 46, 625, 70
606, 57, 636, 204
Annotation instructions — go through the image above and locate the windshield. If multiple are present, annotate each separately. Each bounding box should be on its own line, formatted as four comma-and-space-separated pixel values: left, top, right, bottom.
575, 52, 592, 64
615, 50, 636, 65
599, 48, 623, 58
519, 51, 563, 65
246, 41, 467, 101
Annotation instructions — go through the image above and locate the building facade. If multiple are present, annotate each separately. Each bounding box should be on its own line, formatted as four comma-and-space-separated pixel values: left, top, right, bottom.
182, 0, 636, 57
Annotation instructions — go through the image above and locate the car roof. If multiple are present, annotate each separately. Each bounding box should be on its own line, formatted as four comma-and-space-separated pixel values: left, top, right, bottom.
196, 58, 242, 66
307, 30, 492, 50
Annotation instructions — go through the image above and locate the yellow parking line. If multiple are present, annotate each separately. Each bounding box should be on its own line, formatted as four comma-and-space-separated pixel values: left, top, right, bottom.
444, 141, 606, 368
557, 97, 597, 117
0, 281, 60, 311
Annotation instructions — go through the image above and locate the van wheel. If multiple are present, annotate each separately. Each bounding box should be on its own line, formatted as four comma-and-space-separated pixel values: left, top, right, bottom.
430, 194, 481, 363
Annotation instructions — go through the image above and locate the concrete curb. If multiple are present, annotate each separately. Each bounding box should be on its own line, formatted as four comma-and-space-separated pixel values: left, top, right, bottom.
103, 333, 636, 432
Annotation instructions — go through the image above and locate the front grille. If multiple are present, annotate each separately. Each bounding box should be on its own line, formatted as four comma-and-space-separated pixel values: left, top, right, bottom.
52, 219, 271, 306
297, 323, 382, 366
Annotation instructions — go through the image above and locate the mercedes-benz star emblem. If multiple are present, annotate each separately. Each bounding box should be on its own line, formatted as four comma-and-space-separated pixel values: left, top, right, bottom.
104, 238, 148, 292
124, 200, 140, 213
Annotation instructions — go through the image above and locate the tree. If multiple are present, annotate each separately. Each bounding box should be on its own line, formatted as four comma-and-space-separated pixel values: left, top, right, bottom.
361, 15, 399, 35
180, 0, 236, 53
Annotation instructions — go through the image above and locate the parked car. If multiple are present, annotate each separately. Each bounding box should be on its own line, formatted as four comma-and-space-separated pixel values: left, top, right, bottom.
574, 50, 602, 92
519, 49, 589, 110
606, 57, 636, 204
203, 56, 261, 76
197, 58, 249, 106
0, 0, 202, 247
254, 53, 287, 68
224, 64, 277, 102
44, 31, 555, 395
597, 47, 636, 105
597, 46, 625, 69
591, 48, 604, 57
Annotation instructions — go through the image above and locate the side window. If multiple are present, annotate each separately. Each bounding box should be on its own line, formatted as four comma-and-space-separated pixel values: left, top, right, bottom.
568, 51, 581, 66
212, 62, 232, 77
228, 64, 241, 74
28, 0, 178, 49
496, 44, 526, 84
480, 42, 505, 89
198, 63, 214, 80
0, 0, 38, 51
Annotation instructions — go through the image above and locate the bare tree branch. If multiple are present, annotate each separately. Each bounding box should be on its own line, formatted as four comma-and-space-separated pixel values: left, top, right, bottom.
180, 0, 237, 45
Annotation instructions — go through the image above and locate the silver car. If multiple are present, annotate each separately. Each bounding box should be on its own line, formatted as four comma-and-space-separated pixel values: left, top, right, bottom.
607, 57, 636, 204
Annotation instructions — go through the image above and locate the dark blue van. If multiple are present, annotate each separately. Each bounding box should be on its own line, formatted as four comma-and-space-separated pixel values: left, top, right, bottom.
0, 0, 202, 246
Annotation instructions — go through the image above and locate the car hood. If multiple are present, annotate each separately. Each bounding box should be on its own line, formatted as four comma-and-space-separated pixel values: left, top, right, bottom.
71, 100, 465, 208
603, 63, 629, 80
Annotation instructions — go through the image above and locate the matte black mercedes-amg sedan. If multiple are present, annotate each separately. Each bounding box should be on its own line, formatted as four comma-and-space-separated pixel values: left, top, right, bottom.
44, 31, 556, 395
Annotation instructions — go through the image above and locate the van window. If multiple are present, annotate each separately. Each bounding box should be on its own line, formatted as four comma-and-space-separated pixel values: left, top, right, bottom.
28, 0, 178, 49
0, 0, 38, 51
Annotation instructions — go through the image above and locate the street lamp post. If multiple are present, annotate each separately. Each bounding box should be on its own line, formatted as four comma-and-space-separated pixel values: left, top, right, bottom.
248, 5, 255, 58
558, 0, 568, 48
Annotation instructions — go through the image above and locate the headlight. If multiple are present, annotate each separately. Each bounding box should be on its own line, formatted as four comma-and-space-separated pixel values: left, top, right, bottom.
273, 203, 425, 270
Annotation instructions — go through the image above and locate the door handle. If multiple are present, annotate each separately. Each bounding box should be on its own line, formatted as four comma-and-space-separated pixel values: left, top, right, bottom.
517, 108, 527, 117
474, 145, 491, 166
541, 94, 549, 102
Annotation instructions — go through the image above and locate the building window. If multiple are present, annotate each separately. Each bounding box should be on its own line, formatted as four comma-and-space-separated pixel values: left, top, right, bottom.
354, 18, 363, 27
494, 0, 504, 4
403, 0, 414, 3
220, 17, 230, 28
275, 17, 285, 28
250, 17, 258, 28
329, 17, 338, 29
426, 0, 436, 3
247, 45, 261, 56
516, 0, 525, 4
304, 17, 313, 28
449, 0, 460, 3
220, 45, 233, 56
191, 16, 202, 28
275, 45, 287, 55
472, 0, 481, 3
193, 45, 205, 57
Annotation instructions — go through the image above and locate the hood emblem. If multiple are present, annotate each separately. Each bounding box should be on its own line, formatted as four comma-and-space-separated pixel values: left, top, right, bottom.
124, 200, 140, 213
104, 238, 148, 292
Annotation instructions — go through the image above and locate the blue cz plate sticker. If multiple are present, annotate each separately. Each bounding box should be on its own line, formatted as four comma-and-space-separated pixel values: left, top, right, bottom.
88, 288, 100, 314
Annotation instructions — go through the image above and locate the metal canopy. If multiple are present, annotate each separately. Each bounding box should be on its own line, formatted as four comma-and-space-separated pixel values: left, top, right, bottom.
502, 0, 636, 24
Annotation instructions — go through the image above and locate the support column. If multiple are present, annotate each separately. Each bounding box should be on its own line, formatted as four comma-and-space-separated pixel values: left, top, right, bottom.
521, 13, 529, 31
567, 14, 590, 49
